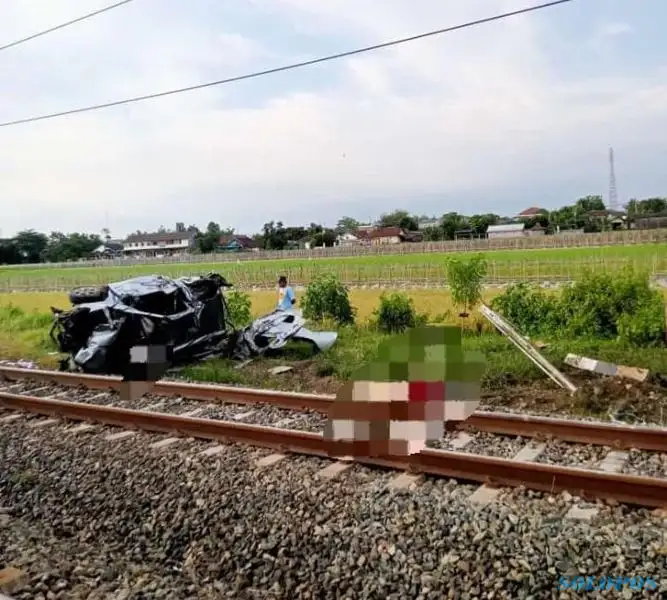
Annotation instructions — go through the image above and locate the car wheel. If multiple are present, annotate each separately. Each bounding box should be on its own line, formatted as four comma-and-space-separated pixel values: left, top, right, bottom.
69, 285, 109, 305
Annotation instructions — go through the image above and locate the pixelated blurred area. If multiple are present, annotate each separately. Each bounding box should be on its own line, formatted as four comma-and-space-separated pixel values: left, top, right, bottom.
118, 344, 173, 402
324, 326, 485, 458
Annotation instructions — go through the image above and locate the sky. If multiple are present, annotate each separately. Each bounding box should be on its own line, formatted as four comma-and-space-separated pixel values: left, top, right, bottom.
0, 0, 666, 239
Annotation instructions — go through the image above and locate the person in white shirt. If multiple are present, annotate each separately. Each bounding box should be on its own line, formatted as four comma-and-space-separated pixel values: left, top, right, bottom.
276, 275, 296, 310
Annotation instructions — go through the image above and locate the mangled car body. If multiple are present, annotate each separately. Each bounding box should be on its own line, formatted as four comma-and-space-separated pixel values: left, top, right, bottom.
50, 273, 337, 375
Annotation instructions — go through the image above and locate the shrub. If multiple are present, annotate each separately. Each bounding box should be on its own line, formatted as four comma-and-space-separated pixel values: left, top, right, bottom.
446, 255, 487, 316
617, 297, 665, 347
302, 273, 355, 325
225, 290, 252, 327
490, 283, 558, 336
374, 292, 417, 334
491, 269, 665, 347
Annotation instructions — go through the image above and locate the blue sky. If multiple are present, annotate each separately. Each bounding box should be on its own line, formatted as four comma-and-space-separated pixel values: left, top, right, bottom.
0, 0, 665, 238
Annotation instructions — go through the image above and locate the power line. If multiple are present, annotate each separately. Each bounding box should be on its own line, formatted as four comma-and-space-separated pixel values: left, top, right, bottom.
0, 0, 138, 53
0, 0, 574, 128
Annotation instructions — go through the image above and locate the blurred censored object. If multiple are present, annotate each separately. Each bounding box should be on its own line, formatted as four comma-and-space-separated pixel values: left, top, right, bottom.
324, 326, 485, 457
119, 343, 173, 402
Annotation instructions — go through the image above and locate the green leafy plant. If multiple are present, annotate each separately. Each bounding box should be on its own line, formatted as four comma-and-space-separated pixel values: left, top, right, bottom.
302, 273, 355, 325
226, 289, 252, 327
490, 283, 558, 336
491, 268, 665, 347
446, 255, 488, 317
373, 292, 417, 333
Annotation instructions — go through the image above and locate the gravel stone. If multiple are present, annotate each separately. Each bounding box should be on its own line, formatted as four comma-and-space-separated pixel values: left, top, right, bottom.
2, 418, 665, 599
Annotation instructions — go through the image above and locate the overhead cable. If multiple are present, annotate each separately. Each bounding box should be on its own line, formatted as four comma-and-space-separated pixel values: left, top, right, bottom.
0, 0, 575, 128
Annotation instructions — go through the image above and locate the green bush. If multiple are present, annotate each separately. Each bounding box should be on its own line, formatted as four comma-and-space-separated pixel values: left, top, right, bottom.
617, 299, 665, 347
491, 269, 665, 347
302, 273, 355, 325
225, 290, 252, 327
374, 292, 417, 333
490, 283, 558, 336
446, 255, 487, 315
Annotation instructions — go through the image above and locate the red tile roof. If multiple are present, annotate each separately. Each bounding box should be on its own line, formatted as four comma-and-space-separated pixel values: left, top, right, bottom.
367, 227, 404, 239
518, 206, 546, 217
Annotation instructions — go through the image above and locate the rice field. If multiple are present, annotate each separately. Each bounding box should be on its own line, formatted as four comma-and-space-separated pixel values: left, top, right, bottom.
0, 244, 665, 291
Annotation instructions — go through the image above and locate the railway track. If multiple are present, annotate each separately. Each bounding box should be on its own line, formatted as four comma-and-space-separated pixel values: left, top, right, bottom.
1, 366, 667, 511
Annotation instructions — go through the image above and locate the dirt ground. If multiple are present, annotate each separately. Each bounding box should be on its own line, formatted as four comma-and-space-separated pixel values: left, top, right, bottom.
481, 373, 667, 425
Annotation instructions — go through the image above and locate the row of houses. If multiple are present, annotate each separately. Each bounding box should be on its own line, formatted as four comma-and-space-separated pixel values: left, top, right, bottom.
95, 226, 427, 258
335, 227, 423, 247
94, 204, 661, 258
93, 232, 259, 259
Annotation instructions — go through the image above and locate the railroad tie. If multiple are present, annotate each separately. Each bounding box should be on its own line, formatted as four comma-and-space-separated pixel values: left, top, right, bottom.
105, 430, 137, 442
28, 418, 59, 429
0, 414, 22, 424
144, 401, 166, 412
23, 386, 53, 396
0, 566, 24, 595
255, 453, 287, 467
597, 450, 629, 473
181, 408, 205, 418
316, 461, 353, 480
200, 444, 226, 458
468, 442, 546, 508
150, 437, 182, 450
388, 472, 422, 490
233, 410, 256, 421
69, 423, 97, 434
565, 450, 630, 522
450, 432, 473, 450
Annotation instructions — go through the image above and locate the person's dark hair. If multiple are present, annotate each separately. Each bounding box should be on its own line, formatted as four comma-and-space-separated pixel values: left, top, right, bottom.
278, 275, 287, 286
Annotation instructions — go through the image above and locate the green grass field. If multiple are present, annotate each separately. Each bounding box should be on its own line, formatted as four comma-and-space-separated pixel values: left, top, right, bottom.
1, 244, 665, 290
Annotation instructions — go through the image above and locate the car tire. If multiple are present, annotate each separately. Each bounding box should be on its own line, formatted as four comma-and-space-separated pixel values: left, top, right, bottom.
69, 285, 109, 305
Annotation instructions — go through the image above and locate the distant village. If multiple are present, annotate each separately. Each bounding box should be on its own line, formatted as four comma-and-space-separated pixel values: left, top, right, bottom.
93, 202, 665, 260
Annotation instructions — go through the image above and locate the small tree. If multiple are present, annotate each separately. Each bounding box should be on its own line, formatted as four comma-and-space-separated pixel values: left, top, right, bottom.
226, 290, 253, 327
446, 256, 487, 317
302, 273, 355, 325
374, 292, 416, 333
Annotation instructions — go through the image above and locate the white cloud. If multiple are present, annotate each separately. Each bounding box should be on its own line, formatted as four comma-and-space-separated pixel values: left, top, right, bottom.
589, 22, 634, 53
0, 0, 665, 238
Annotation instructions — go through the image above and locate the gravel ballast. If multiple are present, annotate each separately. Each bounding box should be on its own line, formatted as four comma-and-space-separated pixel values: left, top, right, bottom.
1, 419, 666, 599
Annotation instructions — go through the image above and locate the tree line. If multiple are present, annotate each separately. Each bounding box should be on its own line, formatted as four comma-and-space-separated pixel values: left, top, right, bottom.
1, 195, 664, 265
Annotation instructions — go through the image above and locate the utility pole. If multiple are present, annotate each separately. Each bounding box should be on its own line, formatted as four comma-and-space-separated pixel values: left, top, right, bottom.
608, 147, 618, 211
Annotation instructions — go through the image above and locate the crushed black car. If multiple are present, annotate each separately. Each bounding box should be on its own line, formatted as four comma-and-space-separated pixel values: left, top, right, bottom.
50, 273, 337, 376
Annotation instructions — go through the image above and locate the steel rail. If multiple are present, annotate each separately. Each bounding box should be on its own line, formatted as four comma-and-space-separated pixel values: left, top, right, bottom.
2, 366, 667, 452
1, 391, 667, 508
